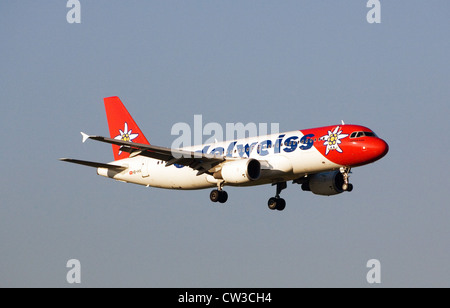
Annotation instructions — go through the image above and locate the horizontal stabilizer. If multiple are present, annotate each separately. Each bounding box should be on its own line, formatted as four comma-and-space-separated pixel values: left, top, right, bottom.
81, 132, 90, 143
59, 158, 126, 171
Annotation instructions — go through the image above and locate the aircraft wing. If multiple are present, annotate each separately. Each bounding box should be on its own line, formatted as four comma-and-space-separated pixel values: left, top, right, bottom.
81, 133, 228, 175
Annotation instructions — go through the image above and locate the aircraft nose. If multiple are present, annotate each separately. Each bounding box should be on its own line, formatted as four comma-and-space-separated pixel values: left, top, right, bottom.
366, 138, 389, 162
380, 139, 389, 157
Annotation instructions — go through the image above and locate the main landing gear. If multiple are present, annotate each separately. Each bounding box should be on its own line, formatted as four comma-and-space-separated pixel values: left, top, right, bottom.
209, 181, 288, 211
210, 189, 228, 203
210, 181, 228, 204
268, 182, 287, 211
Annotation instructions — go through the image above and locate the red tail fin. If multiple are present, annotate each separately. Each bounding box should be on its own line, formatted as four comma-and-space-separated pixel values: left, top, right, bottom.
104, 96, 150, 160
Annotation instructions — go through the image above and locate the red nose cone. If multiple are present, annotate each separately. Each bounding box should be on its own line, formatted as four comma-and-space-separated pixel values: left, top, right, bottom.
380, 139, 389, 158
366, 138, 389, 163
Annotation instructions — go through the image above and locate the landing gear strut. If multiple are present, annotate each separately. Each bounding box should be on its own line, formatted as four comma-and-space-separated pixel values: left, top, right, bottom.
268, 182, 287, 211
340, 167, 353, 192
210, 181, 228, 203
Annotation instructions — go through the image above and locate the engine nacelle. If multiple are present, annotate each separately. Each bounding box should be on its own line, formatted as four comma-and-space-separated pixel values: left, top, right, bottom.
302, 171, 344, 196
217, 159, 261, 184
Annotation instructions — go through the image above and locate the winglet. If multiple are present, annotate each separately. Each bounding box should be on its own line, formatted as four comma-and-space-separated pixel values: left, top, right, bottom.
81, 132, 90, 143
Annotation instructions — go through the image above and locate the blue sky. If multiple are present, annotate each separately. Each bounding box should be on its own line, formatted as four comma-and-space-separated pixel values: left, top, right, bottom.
1, 1, 449, 287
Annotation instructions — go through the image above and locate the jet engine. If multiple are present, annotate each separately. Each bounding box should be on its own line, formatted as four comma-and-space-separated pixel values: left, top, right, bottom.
301, 171, 345, 196
216, 159, 261, 184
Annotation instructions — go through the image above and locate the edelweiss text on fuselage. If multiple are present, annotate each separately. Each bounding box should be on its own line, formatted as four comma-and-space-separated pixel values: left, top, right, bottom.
196, 133, 315, 158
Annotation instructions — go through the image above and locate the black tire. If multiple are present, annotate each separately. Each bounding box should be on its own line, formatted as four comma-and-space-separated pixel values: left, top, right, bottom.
268, 197, 278, 210
218, 191, 228, 203
277, 198, 286, 211
347, 183, 353, 192
210, 190, 220, 202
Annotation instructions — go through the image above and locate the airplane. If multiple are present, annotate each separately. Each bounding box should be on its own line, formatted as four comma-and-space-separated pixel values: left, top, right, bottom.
60, 96, 389, 211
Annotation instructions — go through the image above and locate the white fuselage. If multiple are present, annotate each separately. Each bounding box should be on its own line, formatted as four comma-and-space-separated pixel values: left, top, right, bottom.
97, 130, 340, 190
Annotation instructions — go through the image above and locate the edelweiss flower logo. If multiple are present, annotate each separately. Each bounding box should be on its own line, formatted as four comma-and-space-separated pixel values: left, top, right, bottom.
319, 126, 348, 155
114, 122, 139, 155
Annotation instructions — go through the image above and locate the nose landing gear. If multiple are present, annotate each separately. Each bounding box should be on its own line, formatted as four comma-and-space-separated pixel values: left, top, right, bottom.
340, 167, 353, 192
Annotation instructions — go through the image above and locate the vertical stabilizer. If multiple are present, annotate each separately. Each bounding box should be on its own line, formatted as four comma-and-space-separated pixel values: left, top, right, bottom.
103, 96, 150, 160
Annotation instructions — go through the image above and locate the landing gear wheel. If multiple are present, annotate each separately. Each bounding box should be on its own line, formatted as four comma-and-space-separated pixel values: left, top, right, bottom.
268, 182, 287, 211
268, 197, 278, 210
267, 197, 286, 211
340, 167, 352, 193
210, 190, 220, 202
218, 190, 228, 203
342, 183, 353, 192
277, 198, 286, 211
210, 189, 228, 203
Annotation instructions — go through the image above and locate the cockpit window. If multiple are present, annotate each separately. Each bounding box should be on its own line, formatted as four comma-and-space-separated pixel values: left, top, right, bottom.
364, 131, 376, 137
350, 131, 378, 138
